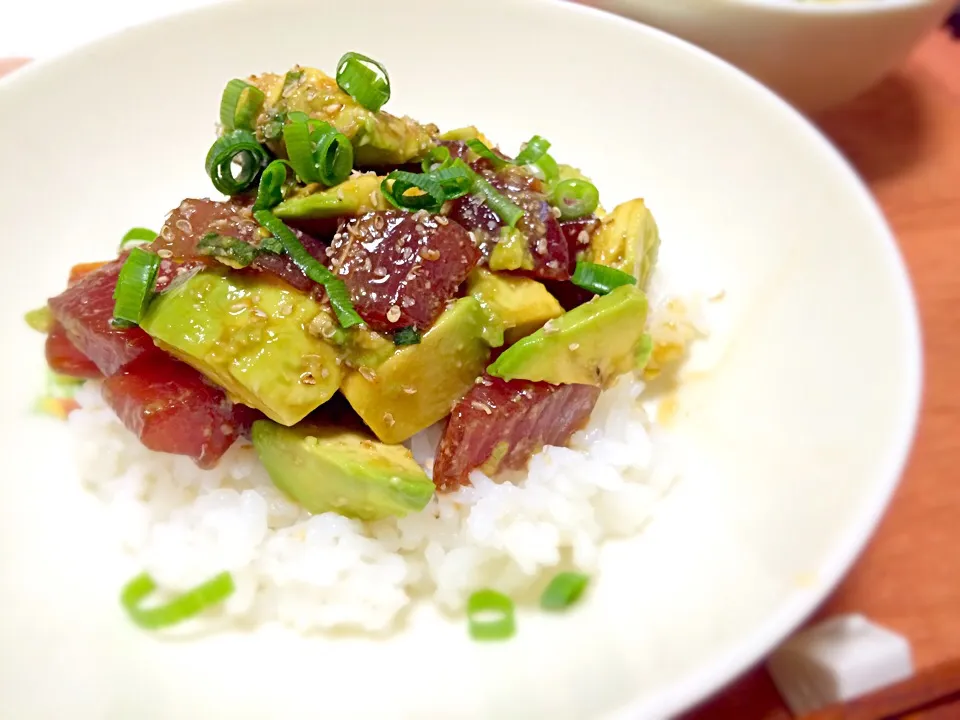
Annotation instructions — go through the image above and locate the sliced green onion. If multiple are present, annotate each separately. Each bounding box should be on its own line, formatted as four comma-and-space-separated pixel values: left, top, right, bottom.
336, 52, 391, 112
121, 571, 234, 630
254, 160, 294, 211
393, 326, 421, 346
526, 152, 560, 189
431, 160, 475, 200
472, 175, 524, 227
282, 70, 304, 96
421, 145, 452, 173
467, 589, 515, 641
381, 171, 446, 212
204, 129, 269, 196
219, 79, 265, 132
571, 261, 636, 295
254, 210, 362, 328
25, 306, 53, 333
196, 233, 257, 268
257, 235, 284, 254
112, 247, 161, 325
514, 135, 551, 166
552, 178, 599, 220
540, 572, 590, 610
120, 227, 157, 249
286, 110, 310, 124
466, 138, 509, 169
283, 119, 354, 187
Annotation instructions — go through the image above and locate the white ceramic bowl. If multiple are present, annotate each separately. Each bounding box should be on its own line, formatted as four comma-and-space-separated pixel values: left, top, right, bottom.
581, 0, 955, 113
0, 0, 921, 717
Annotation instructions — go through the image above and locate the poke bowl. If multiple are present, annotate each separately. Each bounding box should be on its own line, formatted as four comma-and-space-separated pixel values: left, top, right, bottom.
0, 0, 921, 718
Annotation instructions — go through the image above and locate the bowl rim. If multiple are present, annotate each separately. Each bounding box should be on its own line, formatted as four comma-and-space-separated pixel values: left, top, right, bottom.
723, 0, 948, 16
0, 0, 925, 717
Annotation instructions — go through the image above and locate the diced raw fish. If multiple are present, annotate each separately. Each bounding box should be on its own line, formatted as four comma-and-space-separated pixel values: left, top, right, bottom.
44, 322, 102, 379
330, 210, 480, 332
102, 354, 261, 469
432, 374, 600, 491
48, 257, 159, 376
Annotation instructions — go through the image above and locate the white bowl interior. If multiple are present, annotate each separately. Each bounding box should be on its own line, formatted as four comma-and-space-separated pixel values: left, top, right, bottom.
0, 0, 920, 717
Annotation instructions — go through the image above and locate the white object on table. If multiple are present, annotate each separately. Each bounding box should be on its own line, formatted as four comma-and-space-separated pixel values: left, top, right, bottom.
767, 613, 915, 716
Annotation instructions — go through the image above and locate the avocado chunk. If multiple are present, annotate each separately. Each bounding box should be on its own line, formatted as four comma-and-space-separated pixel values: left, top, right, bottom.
252, 420, 434, 520
467, 268, 563, 344
488, 227, 534, 272
140, 271, 341, 426
340, 297, 502, 444
487, 285, 649, 386
587, 199, 660, 288
250, 67, 437, 166
273, 174, 387, 220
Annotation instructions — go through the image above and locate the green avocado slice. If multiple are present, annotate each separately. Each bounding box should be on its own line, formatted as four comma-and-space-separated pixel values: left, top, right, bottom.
487, 285, 648, 386
252, 420, 434, 520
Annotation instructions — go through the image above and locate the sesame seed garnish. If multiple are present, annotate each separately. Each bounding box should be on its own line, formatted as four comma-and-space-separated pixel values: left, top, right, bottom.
420, 248, 440, 261
324, 103, 342, 114
471, 401, 492, 415
363, 257, 372, 272
401, 296, 414, 308
386, 305, 401, 322
337, 188, 345, 201
546, 260, 560, 269
402, 385, 417, 394
569, 343, 580, 351
550, 206, 562, 219
300, 372, 316, 385
383, 412, 395, 427
252, 308, 267, 318
536, 238, 547, 255
157, 249, 173, 259
369, 191, 379, 206
175, 219, 193, 234
373, 214, 385, 230
435, 215, 448, 225
220, 423, 234, 435
359, 366, 377, 381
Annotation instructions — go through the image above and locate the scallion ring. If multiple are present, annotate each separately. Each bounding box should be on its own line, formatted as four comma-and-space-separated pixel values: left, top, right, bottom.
467, 589, 515, 641
540, 572, 590, 610
466, 138, 509, 169
254, 160, 294, 211
120, 227, 157, 249
283, 119, 354, 187
571, 261, 636, 295
219, 79, 265, 132
430, 160, 475, 200
526, 152, 560, 188
421, 145, 452, 173
336, 52, 391, 112
204, 129, 269, 196
471, 175, 524, 227
381, 171, 446, 212
254, 210, 363, 328
552, 178, 599, 220
121, 571, 235, 630
513, 135, 551, 166
112, 247, 161, 325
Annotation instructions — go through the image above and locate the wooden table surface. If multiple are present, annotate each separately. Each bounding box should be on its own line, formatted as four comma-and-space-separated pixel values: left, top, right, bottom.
685, 27, 960, 720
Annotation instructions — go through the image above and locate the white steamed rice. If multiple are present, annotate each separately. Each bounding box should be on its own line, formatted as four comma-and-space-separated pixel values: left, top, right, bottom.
66, 277, 710, 633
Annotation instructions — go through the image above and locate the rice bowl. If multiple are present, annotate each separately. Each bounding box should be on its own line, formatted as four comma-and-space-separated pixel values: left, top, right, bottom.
0, 0, 921, 718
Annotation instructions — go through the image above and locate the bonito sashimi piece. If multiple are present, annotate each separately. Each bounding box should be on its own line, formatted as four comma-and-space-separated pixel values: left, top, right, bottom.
432, 374, 600, 491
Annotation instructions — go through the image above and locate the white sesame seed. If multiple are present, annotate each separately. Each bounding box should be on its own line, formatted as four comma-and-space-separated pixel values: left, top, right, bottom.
157, 249, 173, 259
402, 386, 417, 394
471, 401, 492, 415
369, 191, 379, 206
383, 412, 395, 427
386, 305, 401, 322
401, 296, 415, 308
551, 206, 562, 219
569, 343, 580, 351
175, 219, 192, 234
359, 366, 377, 381
435, 215, 449, 225
577, 230, 590, 245
300, 372, 316, 385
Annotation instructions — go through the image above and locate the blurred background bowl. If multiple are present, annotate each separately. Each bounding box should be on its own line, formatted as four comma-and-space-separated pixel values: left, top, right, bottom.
579, 0, 956, 113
